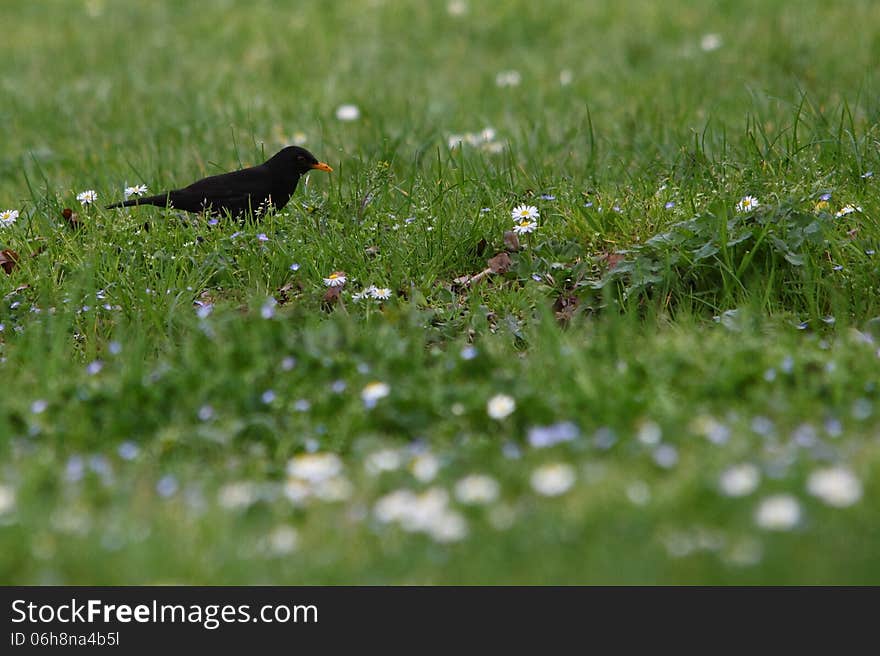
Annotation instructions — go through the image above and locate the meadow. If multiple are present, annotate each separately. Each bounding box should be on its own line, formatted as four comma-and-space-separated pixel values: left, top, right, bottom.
1, 0, 879, 584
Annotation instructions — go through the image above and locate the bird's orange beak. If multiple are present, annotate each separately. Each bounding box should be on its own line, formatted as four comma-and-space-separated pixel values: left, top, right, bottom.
311, 162, 333, 173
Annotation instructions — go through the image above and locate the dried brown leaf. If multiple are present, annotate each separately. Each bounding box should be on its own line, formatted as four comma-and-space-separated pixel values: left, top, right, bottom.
0, 249, 19, 275
487, 252, 512, 274
503, 231, 520, 252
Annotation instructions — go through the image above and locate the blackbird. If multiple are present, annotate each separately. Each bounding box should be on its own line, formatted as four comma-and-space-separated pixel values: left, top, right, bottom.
105, 146, 332, 218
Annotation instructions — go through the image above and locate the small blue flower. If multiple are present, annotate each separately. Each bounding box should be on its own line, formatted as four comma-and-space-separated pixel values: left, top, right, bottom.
665, 201, 676, 209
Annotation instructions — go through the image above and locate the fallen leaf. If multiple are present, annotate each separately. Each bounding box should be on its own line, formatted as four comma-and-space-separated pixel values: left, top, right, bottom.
0, 249, 19, 275
364, 245, 380, 257
487, 252, 512, 274
475, 238, 488, 257
503, 231, 520, 252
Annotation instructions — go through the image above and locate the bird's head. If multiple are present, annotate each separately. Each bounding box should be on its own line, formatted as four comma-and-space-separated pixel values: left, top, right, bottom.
270, 146, 333, 175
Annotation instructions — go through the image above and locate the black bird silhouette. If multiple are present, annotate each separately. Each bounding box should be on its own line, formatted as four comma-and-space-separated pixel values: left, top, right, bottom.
106, 146, 332, 218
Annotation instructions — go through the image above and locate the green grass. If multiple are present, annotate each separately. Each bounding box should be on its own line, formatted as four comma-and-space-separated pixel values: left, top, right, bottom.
1, 0, 879, 584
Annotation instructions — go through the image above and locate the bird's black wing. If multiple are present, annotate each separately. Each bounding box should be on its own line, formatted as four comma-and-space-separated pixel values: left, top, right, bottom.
173, 165, 274, 210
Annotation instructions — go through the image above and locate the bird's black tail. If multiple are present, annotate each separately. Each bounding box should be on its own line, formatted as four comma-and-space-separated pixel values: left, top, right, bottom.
105, 194, 170, 210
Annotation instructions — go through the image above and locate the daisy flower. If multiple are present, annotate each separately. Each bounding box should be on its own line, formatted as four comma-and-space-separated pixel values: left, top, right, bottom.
735, 195, 759, 213
806, 467, 862, 507
754, 494, 801, 531
124, 184, 148, 199
0, 209, 19, 227
513, 218, 538, 235
495, 70, 521, 87
487, 393, 515, 420
511, 204, 539, 221
323, 271, 347, 287
335, 104, 360, 121
361, 381, 390, 408
76, 190, 98, 206
835, 204, 862, 218
530, 463, 576, 497
370, 287, 392, 300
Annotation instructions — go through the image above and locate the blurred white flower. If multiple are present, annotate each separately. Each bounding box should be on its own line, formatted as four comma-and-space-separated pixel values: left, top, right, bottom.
266, 526, 299, 555
335, 104, 360, 121
286, 453, 343, 483
447, 0, 467, 16
370, 287, 392, 300
636, 420, 662, 445
365, 449, 403, 476
719, 464, 760, 497
559, 69, 573, 86
292, 131, 307, 146
361, 381, 390, 408
806, 467, 862, 507
76, 189, 98, 206
411, 453, 441, 482
487, 393, 515, 420
530, 463, 576, 497
217, 481, 260, 510
0, 484, 15, 514
754, 494, 801, 531
455, 474, 500, 505
374, 487, 468, 542
700, 33, 723, 52
495, 70, 521, 87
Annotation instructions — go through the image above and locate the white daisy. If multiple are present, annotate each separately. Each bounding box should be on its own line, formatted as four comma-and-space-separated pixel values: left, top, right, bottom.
323, 271, 347, 287
365, 449, 403, 476
530, 463, 576, 497
335, 104, 360, 121
0, 209, 19, 227
447, 134, 465, 149
76, 189, 98, 206
286, 453, 343, 484
454, 474, 500, 505
361, 381, 390, 407
806, 467, 862, 507
124, 184, 148, 199
0, 484, 14, 514
718, 464, 760, 497
511, 204, 539, 221
266, 526, 299, 555
736, 195, 759, 213
447, 0, 467, 16
754, 494, 801, 531
370, 287, 392, 300
700, 33, 723, 52
487, 393, 515, 420
835, 204, 862, 218
495, 70, 521, 87
512, 219, 538, 235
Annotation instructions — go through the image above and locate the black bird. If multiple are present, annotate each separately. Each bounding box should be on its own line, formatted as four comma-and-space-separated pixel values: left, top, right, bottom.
106, 146, 333, 218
